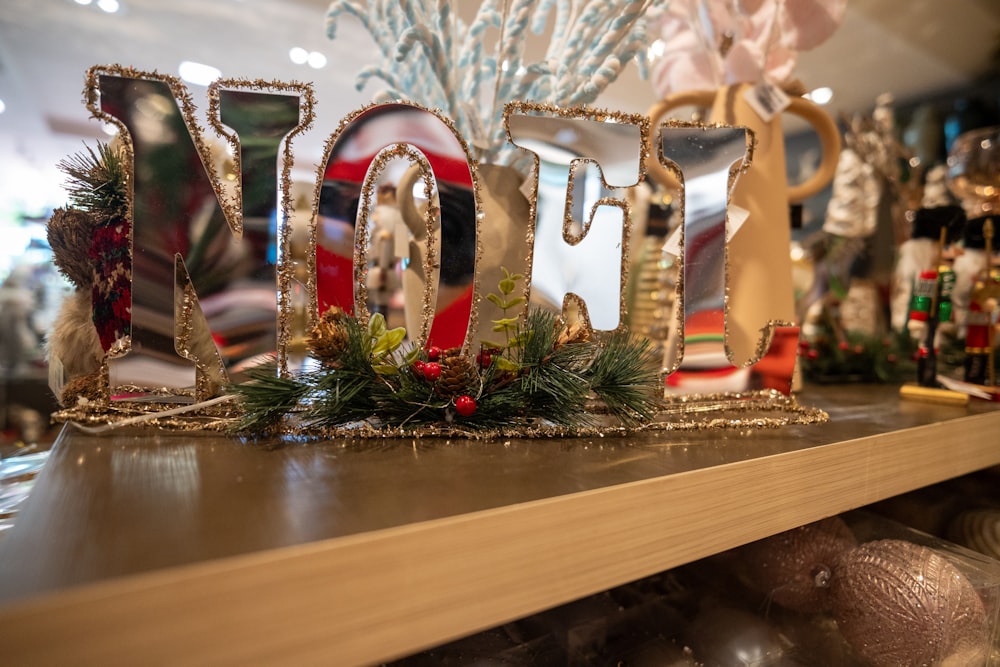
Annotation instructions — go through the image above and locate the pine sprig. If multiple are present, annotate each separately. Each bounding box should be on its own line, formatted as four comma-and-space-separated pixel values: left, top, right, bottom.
515, 309, 593, 426
228, 275, 663, 437
58, 142, 129, 220
229, 365, 314, 435
588, 332, 662, 426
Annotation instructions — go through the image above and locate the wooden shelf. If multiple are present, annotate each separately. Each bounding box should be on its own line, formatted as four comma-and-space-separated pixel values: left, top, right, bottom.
0, 385, 998, 665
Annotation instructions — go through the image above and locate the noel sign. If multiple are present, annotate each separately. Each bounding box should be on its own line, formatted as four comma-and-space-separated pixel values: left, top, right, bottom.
51, 65, 800, 433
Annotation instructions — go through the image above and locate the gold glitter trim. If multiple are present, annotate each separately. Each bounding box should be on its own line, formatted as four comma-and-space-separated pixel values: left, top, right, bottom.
503, 102, 651, 336
54, 389, 826, 439
83, 66, 316, 396
310, 101, 483, 354
207, 77, 316, 376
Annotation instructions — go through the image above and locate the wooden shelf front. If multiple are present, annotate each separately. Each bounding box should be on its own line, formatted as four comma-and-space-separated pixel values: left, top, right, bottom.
0, 385, 998, 665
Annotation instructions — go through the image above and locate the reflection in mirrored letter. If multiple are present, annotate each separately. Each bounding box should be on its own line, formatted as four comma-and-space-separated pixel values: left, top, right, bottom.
314, 103, 479, 351
658, 124, 798, 393
92, 71, 306, 400
506, 105, 646, 332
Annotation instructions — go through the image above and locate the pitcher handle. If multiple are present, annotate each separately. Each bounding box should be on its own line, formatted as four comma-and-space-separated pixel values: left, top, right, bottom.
645, 90, 717, 191
784, 96, 841, 203
645, 89, 841, 203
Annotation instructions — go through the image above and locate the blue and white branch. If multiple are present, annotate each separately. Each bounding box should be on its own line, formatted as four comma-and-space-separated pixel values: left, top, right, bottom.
326, 0, 663, 164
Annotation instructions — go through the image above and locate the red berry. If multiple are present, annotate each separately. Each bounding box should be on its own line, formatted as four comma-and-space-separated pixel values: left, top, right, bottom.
838, 341, 849, 351
455, 395, 477, 416
807, 349, 819, 360
413, 360, 426, 374
427, 346, 442, 361
476, 350, 493, 368
422, 361, 442, 381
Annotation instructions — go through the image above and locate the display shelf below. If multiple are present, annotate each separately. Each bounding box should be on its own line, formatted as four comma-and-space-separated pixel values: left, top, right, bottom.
0, 385, 998, 665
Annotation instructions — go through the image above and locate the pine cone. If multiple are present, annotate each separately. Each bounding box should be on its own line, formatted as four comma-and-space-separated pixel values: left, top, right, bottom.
435, 355, 478, 397
308, 307, 350, 366
48, 207, 99, 289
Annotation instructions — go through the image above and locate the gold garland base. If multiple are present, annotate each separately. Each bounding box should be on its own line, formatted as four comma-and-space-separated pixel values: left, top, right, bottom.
53, 389, 828, 440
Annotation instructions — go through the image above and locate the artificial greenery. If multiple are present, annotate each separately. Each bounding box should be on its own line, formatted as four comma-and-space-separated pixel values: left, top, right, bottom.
229, 273, 663, 437
799, 328, 918, 384
57, 141, 129, 220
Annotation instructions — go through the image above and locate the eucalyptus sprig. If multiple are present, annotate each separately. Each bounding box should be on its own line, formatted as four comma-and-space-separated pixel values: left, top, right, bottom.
483, 267, 527, 372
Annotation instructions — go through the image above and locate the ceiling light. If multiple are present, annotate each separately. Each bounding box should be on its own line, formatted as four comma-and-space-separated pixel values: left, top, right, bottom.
0, 98, 6, 114
289, 47, 308, 65
178, 61, 221, 86
648, 39, 665, 59
74, 0, 93, 5
307, 51, 327, 69
805, 86, 833, 105
97, 0, 120, 13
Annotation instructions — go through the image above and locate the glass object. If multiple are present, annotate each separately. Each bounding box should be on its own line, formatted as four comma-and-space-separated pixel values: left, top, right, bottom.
948, 126, 1000, 216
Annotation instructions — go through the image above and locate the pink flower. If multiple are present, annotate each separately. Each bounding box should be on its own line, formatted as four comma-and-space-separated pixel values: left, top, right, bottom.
651, 0, 846, 96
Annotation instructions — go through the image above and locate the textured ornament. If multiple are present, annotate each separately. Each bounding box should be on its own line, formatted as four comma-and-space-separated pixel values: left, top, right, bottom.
830, 539, 989, 667
308, 306, 350, 366
47, 207, 99, 289
739, 516, 857, 613
454, 395, 477, 417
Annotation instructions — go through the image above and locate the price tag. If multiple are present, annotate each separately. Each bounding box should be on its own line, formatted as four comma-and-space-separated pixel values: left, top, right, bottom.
743, 80, 791, 123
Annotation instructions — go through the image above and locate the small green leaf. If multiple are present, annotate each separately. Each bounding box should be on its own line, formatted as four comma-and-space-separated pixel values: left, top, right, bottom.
493, 317, 519, 328
372, 327, 405, 357
385, 326, 406, 350
502, 296, 525, 310
368, 313, 387, 338
499, 277, 516, 295
486, 293, 505, 309
403, 347, 420, 363
481, 340, 504, 350
494, 357, 520, 372
372, 363, 399, 375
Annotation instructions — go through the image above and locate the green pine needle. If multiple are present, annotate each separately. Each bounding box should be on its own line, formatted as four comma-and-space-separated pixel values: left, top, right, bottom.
588, 332, 663, 426
58, 142, 129, 220
228, 307, 664, 437
228, 364, 313, 435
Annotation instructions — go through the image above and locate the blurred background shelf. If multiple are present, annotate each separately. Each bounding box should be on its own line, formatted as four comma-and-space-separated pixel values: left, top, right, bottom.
0, 384, 998, 665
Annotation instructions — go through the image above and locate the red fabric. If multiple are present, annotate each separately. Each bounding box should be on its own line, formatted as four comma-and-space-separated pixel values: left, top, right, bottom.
316, 244, 356, 316
427, 285, 474, 349
324, 151, 473, 188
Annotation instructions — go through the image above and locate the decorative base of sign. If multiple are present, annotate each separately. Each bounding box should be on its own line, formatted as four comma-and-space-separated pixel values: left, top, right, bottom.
52, 386, 827, 439
42, 58, 835, 441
